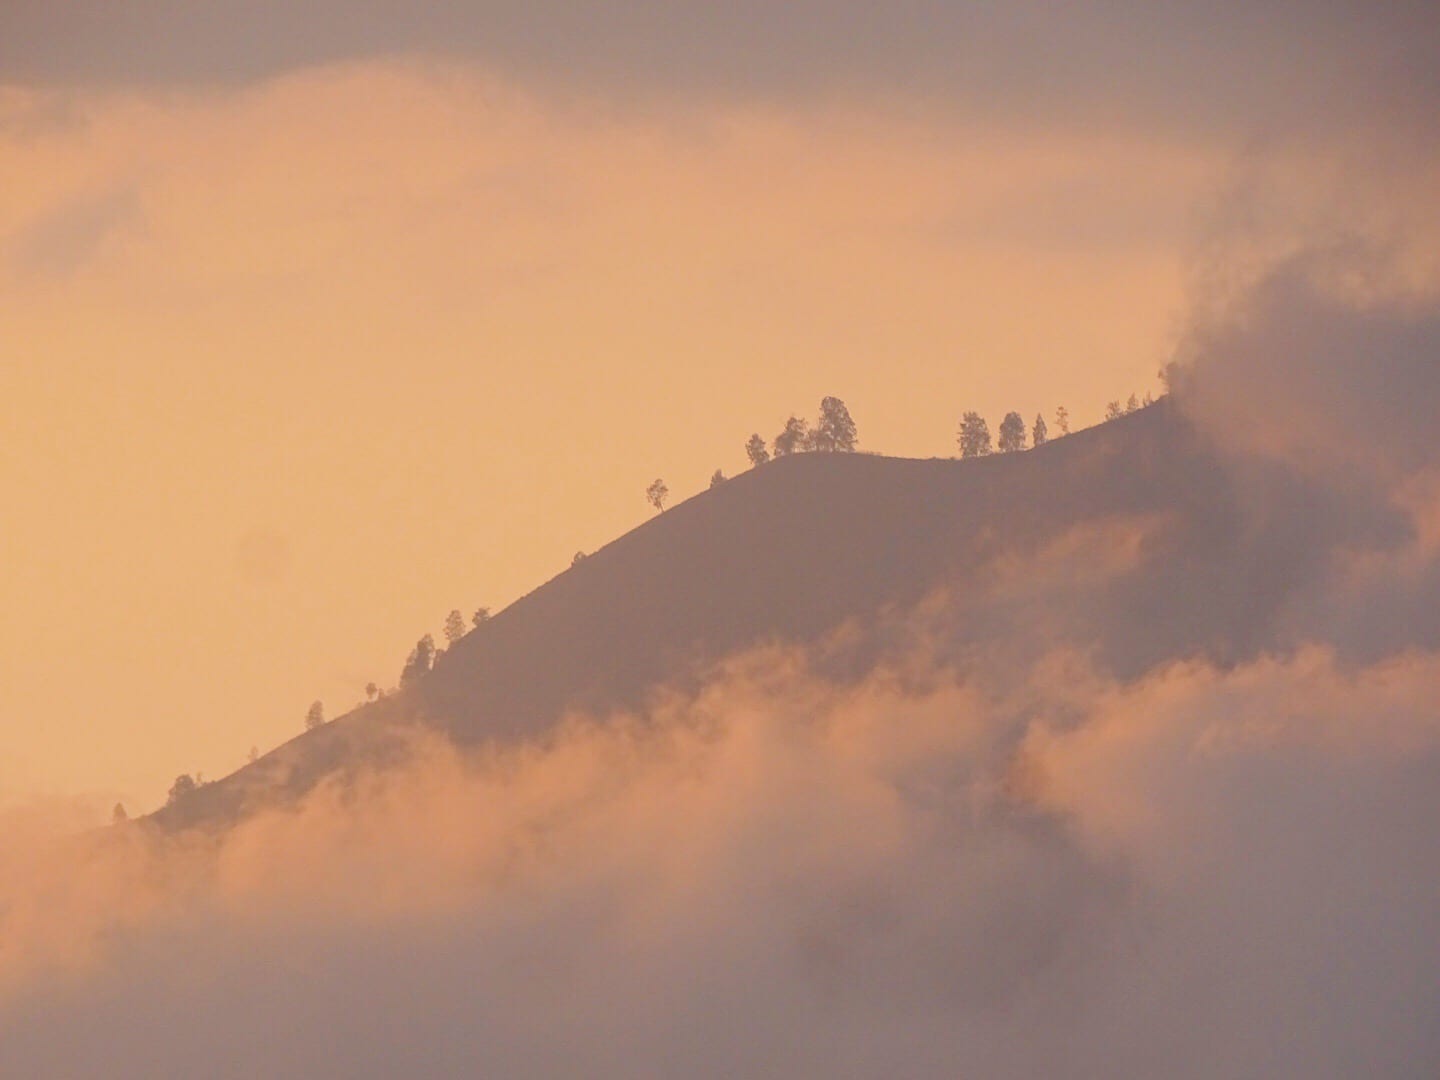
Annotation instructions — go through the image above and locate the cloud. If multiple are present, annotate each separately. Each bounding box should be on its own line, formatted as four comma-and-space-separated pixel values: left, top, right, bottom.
1160, 246, 1440, 666
0, 87, 85, 138
1019, 647, 1440, 1076
2, 2, 1436, 138
1171, 246, 1440, 485
6, 185, 143, 280
1, 639, 1437, 1077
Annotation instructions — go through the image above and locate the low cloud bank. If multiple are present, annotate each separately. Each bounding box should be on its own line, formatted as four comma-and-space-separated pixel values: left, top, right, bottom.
2, 641, 1437, 1077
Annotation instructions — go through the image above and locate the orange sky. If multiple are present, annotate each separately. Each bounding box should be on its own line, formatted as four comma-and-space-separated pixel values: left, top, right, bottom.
0, 54, 1430, 808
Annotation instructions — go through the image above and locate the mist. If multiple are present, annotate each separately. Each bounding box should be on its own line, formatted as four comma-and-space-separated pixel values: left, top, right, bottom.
3, 648, 1437, 1076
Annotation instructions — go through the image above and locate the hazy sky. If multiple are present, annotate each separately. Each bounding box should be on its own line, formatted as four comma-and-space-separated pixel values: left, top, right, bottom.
2, 4, 1437, 806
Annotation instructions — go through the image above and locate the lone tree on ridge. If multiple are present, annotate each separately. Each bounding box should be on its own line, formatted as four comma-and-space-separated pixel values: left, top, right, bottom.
400, 634, 436, 685
745, 433, 770, 467
997, 411, 1027, 452
773, 416, 810, 456
167, 773, 197, 805
957, 412, 992, 458
811, 396, 858, 452
443, 609, 467, 647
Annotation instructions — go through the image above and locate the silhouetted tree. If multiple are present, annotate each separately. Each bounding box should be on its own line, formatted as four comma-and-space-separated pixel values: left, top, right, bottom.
1032, 413, 1048, 447
1125, 393, 1139, 413
400, 634, 435, 685
112, 802, 127, 824
443, 609, 466, 647
365, 682, 378, 701
744, 433, 770, 467
646, 478, 669, 512
572, 551, 587, 566
811, 396, 858, 452
957, 412, 992, 458
471, 607, 491, 628
997, 411, 1027, 452
305, 700, 325, 730
167, 773, 197, 805
710, 469, 726, 488
1055, 405, 1070, 435
773, 416, 810, 456
248, 745, 259, 763
1105, 400, 1123, 420
1142, 391, 1155, 407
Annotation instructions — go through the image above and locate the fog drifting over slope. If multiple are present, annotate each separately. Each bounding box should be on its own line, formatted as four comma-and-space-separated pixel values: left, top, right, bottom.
2, 252, 1438, 1077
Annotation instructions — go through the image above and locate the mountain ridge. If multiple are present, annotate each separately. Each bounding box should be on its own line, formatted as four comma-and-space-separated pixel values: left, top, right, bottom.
153, 400, 1248, 829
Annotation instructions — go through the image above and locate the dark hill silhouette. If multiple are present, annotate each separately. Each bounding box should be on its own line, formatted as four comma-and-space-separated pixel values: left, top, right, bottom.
420, 400, 1205, 734
152, 398, 1402, 829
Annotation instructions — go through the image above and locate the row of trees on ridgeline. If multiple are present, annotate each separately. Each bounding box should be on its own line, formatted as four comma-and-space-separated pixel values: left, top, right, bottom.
643, 392, 1154, 517
956, 393, 1151, 458
957, 409, 1055, 457
728, 392, 1149, 468
1105, 392, 1154, 420
644, 397, 859, 517
159, 590, 503, 811
395, 604, 492, 688
293, 603, 495, 748
744, 396, 859, 467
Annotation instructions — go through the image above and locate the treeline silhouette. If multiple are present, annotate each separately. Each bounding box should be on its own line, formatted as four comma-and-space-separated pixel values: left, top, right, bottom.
646, 396, 861, 525
956, 393, 1153, 458
162, 599, 499, 807
743, 396, 859, 467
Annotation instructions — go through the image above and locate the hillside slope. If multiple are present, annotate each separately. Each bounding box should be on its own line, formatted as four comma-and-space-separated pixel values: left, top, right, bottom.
422, 399, 1205, 733
154, 398, 1398, 828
